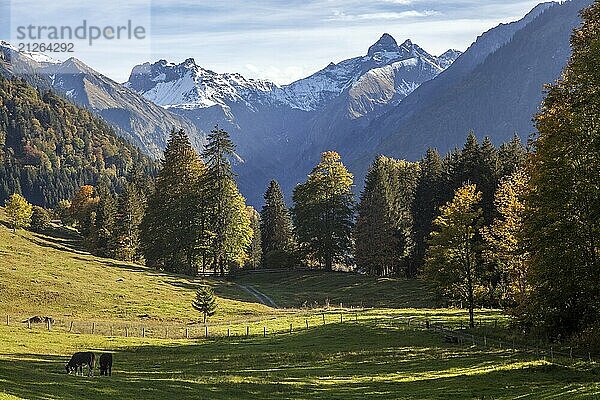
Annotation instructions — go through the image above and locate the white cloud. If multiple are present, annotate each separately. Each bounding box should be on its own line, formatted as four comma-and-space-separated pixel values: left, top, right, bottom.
245, 64, 306, 85
329, 10, 439, 21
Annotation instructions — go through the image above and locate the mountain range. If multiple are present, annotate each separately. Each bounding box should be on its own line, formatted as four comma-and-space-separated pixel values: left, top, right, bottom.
0, 0, 592, 206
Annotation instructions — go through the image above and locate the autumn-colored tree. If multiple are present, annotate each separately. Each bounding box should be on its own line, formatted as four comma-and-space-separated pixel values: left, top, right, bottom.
425, 183, 483, 328
4, 193, 33, 232
482, 170, 530, 309
293, 152, 354, 270
245, 206, 262, 269
524, 2, 600, 337
69, 185, 98, 237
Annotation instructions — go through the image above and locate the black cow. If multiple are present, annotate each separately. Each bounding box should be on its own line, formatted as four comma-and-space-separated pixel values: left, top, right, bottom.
99, 353, 112, 376
65, 352, 95, 376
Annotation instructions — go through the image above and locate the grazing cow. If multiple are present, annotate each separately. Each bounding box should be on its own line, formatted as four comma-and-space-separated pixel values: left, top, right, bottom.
99, 353, 113, 376
65, 352, 95, 376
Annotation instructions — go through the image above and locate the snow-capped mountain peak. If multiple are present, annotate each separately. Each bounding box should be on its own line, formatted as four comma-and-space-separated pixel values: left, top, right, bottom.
280, 34, 461, 112
125, 57, 279, 110
0, 40, 62, 65
125, 33, 462, 116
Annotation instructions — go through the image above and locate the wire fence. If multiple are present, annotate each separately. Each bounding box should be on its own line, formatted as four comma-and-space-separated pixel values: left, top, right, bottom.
387, 315, 596, 365
5, 310, 362, 340
4, 312, 597, 364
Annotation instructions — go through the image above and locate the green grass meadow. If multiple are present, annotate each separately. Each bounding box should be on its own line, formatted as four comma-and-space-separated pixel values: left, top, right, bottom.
1, 209, 600, 399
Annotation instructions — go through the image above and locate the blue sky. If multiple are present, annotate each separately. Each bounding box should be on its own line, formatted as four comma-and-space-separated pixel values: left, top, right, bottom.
2, 0, 547, 84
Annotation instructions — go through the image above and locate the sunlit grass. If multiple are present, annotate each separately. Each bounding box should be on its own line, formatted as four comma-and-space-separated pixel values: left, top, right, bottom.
2, 208, 600, 398
1, 320, 599, 399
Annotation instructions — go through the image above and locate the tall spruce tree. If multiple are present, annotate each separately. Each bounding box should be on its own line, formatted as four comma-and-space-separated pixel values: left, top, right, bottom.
479, 136, 500, 224
292, 151, 354, 270
393, 159, 420, 277
91, 184, 117, 257
140, 129, 206, 275
524, 3, 600, 337
260, 180, 295, 268
355, 156, 419, 277
412, 148, 445, 272
114, 183, 145, 262
355, 156, 399, 276
202, 126, 252, 275
498, 135, 527, 178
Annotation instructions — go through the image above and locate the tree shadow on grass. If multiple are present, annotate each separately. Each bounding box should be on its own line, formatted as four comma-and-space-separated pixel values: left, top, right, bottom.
1, 348, 598, 399
25, 235, 89, 256
2, 324, 600, 399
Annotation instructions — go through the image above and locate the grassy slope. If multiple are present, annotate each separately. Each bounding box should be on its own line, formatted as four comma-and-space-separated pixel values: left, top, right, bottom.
232, 270, 437, 308
0, 208, 272, 325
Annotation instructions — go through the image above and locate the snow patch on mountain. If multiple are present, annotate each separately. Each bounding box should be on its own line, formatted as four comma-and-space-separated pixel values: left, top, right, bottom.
125, 33, 462, 115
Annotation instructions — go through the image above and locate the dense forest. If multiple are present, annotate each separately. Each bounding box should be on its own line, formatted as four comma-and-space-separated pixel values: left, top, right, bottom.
0, 77, 155, 207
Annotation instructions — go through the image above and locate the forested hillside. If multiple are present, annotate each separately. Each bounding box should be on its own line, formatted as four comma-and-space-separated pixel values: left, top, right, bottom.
0, 77, 155, 207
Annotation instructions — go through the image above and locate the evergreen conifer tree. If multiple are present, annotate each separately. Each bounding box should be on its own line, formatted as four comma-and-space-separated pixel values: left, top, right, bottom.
201, 126, 252, 275
140, 129, 207, 275
260, 180, 295, 268
192, 286, 217, 323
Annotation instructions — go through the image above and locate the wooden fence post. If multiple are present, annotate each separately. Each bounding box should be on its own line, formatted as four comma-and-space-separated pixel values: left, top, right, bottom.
305, 319, 308, 329
92, 322, 95, 335
142, 327, 145, 338
290, 323, 292, 334
263, 327, 266, 337
246, 326, 249, 337
569, 347, 573, 362
6, 315, 8, 326
125, 327, 128, 337
185, 327, 188, 339
69, 321, 73, 332
322, 314, 325, 324
205, 326, 208, 338
340, 314, 343, 323
227, 328, 230, 337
